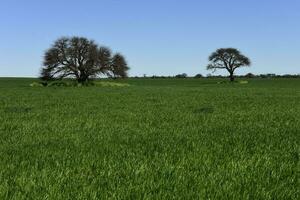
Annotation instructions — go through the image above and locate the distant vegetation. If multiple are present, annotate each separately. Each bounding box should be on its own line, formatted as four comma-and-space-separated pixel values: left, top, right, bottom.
194, 74, 203, 78
30, 80, 130, 88
175, 73, 188, 78
206, 73, 300, 79
131, 73, 300, 79
40, 36, 129, 84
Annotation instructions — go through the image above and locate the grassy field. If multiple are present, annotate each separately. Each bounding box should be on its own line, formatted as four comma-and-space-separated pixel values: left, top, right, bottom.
0, 78, 299, 199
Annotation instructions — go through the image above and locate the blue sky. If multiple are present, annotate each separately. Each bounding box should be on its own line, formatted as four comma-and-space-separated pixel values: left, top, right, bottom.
0, 0, 299, 77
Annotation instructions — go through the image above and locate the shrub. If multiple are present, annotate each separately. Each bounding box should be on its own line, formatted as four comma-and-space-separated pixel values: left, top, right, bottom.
239, 80, 249, 84
245, 73, 255, 78
94, 82, 130, 87
194, 74, 203, 78
30, 82, 44, 87
47, 81, 70, 87
175, 73, 188, 78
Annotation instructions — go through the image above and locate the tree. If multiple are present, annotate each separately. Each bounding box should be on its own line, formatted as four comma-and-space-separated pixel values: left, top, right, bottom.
175, 73, 187, 78
207, 48, 251, 82
245, 73, 255, 78
40, 36, 129, 83
194, 73, 203, 78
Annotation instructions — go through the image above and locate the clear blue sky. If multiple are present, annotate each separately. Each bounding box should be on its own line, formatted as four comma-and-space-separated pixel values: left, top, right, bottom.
0, 0, 299, 77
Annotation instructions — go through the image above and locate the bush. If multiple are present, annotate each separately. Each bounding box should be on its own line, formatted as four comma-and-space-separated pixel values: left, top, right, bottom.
47, 81, 71, 87
46, 80, 96, 87
194, 74, 203, 78
94, 81, 130, 87
239, 80, 249, 84
30, 82, 44, 87
31, 80, 130, 88
245, 73, 255, 78
175, 73, 187, 78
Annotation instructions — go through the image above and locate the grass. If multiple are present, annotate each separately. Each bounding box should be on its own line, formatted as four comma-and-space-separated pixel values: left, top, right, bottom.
0, 78, 299, 199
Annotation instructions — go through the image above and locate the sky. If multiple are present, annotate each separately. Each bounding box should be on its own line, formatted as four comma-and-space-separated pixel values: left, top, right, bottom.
0, 0, 299, 77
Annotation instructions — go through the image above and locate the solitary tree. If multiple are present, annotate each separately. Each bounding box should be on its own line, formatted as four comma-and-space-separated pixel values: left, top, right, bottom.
40, 36, 129, 83
207, 48, 251, 82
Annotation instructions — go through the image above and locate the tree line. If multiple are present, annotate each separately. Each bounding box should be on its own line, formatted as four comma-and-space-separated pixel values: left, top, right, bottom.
132, 73, 300, 79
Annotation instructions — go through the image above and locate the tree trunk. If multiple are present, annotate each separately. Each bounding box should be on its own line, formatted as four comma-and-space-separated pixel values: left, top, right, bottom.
78, 76, 88, 84
77, 70, 89, 84
229, 73, 234, 82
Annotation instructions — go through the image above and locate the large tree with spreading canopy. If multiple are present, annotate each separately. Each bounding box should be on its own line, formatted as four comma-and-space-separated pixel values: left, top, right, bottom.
207, 48, 251, 81
40, 36, 129, 82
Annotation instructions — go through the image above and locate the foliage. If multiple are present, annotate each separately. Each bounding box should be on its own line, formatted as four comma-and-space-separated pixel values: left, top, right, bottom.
0, 78, 299, 199
30, 80, 130, 87
245, 73, 255, 78
175, 73, 188, 78
30, 80, 96, 87
194, 74, 203, 78
30, 82, 44, 87
239, 80, 249, 84
47, 81, 72, 87
93, 81, 130, 87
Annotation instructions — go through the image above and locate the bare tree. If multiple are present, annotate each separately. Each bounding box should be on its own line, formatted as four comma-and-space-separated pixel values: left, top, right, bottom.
40, 36, 129, 83
207, 48, 251, 81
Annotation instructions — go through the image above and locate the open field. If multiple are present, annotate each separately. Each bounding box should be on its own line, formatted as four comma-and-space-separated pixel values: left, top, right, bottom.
0, 78, 299, 199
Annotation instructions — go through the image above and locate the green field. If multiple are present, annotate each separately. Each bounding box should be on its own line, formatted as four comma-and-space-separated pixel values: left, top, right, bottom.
0, 78, 299, 199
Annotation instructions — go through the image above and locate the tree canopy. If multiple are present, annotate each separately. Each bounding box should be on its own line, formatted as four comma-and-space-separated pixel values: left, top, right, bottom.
40, 37, 129, 82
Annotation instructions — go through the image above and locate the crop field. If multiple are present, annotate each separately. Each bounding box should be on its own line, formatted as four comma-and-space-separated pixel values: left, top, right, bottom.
0, 78, 299, 199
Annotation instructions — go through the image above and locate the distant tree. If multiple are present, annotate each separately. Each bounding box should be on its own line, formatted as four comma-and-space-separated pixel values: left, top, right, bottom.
259, 73, 276, 78
259, 74, 267, 78
281, 74, 300, 78
207, 48, 251, 82
175, 73, 187, 78
40, 36, 129, 83
266, 73, 276, 77
245, 73, 255, 78
194, 74, 203, 78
